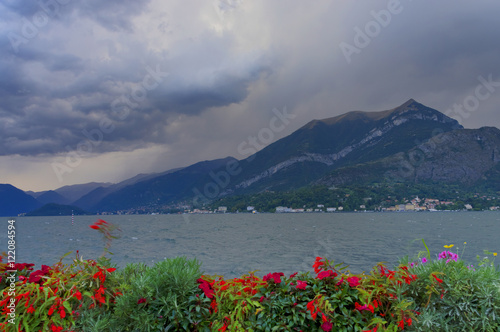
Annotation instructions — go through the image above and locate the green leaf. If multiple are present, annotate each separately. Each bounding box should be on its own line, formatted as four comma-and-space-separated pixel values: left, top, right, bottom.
422, 238, 431, 259
58, 251, 74, 263
63, 300, 72, 313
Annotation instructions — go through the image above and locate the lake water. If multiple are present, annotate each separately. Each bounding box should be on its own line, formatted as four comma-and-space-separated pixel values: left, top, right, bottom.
2, 212, 499, 278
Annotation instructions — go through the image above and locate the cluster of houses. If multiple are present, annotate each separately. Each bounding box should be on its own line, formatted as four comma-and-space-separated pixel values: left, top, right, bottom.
275, 205, 344, 213
382, 197, 452, 212
105, 194, 499, 214
274, 196, 499, 213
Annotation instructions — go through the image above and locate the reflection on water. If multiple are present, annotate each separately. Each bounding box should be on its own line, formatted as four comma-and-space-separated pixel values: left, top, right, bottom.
2, 212, 499, 278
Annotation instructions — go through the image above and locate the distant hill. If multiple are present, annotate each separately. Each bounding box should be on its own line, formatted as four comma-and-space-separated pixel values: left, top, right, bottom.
88, 157, 237, 212
73, 168, 184, 210
0, 184, 42, 217
36, 190, 70, 205
54, 182, 113, 203
26, 203, 90, 216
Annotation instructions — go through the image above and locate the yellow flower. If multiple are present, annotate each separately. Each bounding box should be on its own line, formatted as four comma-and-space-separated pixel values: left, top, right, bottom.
494, 253, 497, 257
444, 244, 454, 249
464, 242, 467, 244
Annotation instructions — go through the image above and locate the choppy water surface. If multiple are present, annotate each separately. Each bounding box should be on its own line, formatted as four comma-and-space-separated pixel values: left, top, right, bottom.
2, 212, 499, 278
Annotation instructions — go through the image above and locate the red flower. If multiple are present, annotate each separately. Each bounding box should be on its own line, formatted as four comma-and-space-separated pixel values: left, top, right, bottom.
306, 299, 320, 320
59, 308, 66, 319
91, 285, 107, 305
347, 276, 360, 287
263, 272, 284, 284
321, 321, 333, 331
74, 290, 82, 301
107, 268, 117, 273
317, 270, 337, 280
137, 298, 147, 304
355, 302, 374, 313
27, 305, 35, 314
290, 272, 298, 278
15, 263, 35, 271
210, 299, 218, 313
313, 257, 325, 273
96, 219, 108, 225
93, 269, 106, 283
432, 274, 443, 284
51, 325, 63, 332
197, 278, 214, 299
89, 225, 100, 230
296, 280, 307, 290
28, 265, 51, 284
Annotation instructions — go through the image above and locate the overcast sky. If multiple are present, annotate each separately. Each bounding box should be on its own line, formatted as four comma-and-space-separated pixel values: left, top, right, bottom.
1, 0, 500, 192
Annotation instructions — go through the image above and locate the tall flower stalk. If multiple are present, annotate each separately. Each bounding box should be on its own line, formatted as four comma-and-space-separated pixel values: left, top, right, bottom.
89, 219, 122, 257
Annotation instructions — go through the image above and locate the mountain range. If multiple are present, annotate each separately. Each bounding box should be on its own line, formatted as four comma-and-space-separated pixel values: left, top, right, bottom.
2, 99, 499, 216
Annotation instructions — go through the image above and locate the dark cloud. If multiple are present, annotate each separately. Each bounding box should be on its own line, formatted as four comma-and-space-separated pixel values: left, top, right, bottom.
0, 1, 272, 157
1, 1, 500, 190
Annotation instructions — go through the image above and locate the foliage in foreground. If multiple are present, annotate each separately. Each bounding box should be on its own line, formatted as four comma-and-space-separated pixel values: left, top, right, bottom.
1, 220, 500, 331
402, 246, 500, 331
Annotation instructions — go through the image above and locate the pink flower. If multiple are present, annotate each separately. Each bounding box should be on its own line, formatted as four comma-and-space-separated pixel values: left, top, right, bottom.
321, 321, 333, 331
347, 276, 360, 287
438, 251, 459, 263
355, 302, 374, 313
421, 257, 428, 264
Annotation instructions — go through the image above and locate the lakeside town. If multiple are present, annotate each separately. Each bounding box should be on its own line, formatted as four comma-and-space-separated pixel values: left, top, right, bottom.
99, 194, 500, 215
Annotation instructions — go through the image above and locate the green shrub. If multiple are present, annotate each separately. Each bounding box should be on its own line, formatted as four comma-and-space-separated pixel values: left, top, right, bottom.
402, 249, 500, 332
107, 256, 211, 331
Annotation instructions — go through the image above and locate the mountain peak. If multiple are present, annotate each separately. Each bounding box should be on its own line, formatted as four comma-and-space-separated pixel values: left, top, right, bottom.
392, 98, 423, 112
402, 98, 417, 106
304, 99, 442, 129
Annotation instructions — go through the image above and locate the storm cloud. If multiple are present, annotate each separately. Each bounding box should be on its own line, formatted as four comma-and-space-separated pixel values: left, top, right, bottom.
1, 0, 500, 190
